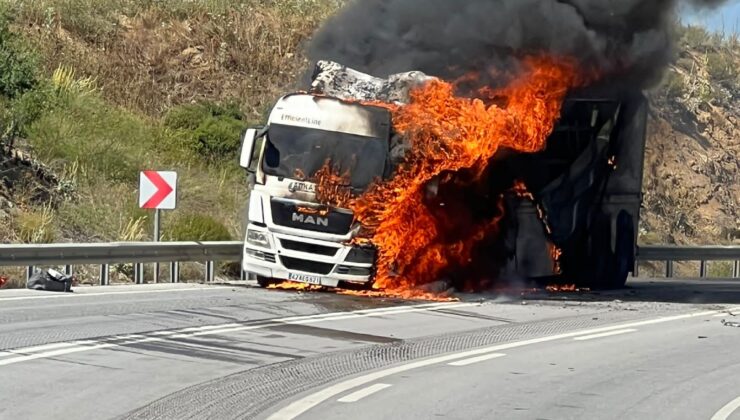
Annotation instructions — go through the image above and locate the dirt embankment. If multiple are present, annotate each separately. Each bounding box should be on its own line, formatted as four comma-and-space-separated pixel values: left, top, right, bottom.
642, 42, 740, 246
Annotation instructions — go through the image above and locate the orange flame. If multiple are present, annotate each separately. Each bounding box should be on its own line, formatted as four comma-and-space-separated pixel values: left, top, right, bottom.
268, 280, 456, 301
359, 57, 582, 289
545, 284, 590, 292
268, 281, 326, 292
311, 55, 585, 296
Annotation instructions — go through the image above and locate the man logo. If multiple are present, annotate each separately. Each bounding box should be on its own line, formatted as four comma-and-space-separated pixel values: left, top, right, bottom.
292, 213, 329, 227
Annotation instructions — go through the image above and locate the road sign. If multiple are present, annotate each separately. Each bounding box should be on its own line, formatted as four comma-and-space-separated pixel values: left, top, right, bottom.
139, 171, 177, 210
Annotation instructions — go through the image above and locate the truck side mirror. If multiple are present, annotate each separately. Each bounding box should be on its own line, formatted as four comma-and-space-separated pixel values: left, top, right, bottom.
239, 128, 258, 171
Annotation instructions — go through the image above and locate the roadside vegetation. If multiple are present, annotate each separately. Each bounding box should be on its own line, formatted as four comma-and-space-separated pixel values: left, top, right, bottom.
0, 0, 342, 249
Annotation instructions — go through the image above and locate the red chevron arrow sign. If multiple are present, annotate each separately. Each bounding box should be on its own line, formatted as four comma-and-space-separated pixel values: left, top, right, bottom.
139, 171, 177, 209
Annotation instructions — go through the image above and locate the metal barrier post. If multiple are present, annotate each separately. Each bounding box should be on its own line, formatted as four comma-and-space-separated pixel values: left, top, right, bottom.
699, 260, 707, 278
134, 263, 144, 284
26, 266, 34, 282
633, 262, 639, 278
205, 261, 215, 282
734, 261, 740, 279
99, 264, 110, 285
64, 265, 73, 276
170, 262, 179, 283
666, 260, 674, 278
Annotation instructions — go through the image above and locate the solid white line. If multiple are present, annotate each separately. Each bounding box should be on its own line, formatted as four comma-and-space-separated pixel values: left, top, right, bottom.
0, 343, 117, 366
0, 287, 231, 301
0, 302, 475, 366
337, 383, 392, 403
573, 329, 637, 341
448, 353, 506, 366
266, 306, 740, 420
711, 395, 740, 420
3, 340, 96, 355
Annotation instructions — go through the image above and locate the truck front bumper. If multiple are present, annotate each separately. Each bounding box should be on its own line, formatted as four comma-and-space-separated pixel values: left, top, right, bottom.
242, 225, 375, 288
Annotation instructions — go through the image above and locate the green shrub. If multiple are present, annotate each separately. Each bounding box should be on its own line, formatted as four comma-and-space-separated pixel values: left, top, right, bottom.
662, 71, 686, 99
15, 206, 57, 243
682, 25, 710, 48
165, 213, 232, 241
0, 12, 38, 99
706, 52, 736, 83
28, 93, 162, 183
165, 101, 247, 159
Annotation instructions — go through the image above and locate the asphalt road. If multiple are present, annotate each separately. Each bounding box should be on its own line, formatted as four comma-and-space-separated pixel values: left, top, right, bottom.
1, 279, 739, 420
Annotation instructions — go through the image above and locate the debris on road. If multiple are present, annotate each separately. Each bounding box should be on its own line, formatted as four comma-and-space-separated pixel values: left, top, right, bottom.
27, 268, 74, 292
721, 319, 740, 328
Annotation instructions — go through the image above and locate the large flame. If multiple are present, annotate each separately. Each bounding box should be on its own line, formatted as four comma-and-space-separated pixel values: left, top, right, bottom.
315, 55, 585, 296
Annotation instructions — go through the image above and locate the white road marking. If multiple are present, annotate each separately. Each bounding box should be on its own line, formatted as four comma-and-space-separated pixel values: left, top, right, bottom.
266, 306, 740, 420
572, 329, 637, 341
0, 287, 231, 301
711, 395, 740, 420
2, 340, 96, 355
0, 343, 117, 366
337, 383, 392, 403
0, 302, 477, 367
448, 352, 506, 366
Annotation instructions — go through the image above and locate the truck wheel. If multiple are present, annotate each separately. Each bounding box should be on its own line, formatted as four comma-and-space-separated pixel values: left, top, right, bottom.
256, 276, 276, 288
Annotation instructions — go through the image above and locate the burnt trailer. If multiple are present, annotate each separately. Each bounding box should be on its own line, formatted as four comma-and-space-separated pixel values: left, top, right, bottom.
493, 93, 648, 289
242, 61, 648, 290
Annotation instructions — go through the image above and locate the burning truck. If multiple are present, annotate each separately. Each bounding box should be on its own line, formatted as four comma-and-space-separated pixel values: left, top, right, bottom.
239, 58, 647, 293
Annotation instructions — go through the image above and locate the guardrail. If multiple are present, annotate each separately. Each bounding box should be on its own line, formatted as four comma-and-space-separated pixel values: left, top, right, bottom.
0, 242, 243, 285
636, 245, 740, 278
1, 242, 738, 285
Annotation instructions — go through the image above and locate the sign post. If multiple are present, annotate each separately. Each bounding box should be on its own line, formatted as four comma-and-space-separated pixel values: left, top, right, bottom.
139, 171, 177, 283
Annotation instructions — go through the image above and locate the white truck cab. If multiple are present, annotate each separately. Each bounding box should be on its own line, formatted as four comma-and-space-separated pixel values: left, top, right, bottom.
239, 93, 391, 288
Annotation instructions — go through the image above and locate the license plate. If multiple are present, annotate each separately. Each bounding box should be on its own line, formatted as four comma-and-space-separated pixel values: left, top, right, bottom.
288, 272, 322, 285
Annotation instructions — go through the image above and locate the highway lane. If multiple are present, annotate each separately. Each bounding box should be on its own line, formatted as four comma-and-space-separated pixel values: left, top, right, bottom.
0, 282, 602, 419
1, 279, 739, 419
284, 309, 740, 420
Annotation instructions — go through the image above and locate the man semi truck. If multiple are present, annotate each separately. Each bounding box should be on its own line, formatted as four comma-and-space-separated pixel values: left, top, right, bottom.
239, 93, 388, 288
239, 63, 648, 290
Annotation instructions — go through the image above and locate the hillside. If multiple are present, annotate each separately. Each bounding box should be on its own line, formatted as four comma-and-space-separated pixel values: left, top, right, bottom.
643, 26, 740, 247
0, 2, 737, 255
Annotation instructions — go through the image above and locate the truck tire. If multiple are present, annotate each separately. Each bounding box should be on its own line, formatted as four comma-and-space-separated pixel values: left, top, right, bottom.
256, 276, 276, 288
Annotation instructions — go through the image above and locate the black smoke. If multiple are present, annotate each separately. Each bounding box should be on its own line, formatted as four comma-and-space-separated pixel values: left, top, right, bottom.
307, 0, 729, 89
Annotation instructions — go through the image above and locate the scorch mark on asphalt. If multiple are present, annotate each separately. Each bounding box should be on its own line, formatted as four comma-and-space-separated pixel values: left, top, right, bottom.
0, 302, 477, 367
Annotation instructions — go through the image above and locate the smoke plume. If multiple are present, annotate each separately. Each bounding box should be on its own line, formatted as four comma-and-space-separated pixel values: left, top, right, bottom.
308, 0, 729, 89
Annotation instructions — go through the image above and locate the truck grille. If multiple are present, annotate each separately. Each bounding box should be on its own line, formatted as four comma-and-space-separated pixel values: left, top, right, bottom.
280, 239, 338, 256
271, 200, 353, 235
280, 256, 334, 275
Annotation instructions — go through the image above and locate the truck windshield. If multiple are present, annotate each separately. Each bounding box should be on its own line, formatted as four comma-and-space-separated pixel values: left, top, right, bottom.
263, 124, 388, 191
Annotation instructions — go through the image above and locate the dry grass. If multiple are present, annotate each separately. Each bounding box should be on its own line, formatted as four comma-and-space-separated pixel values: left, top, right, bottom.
0, 267, 27, 289
0, 0, 336, 245
9, 0, 341, 116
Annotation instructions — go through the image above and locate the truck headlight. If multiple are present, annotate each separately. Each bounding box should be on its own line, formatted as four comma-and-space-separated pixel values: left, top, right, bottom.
246, 230, 271, 248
